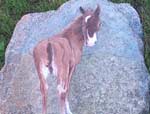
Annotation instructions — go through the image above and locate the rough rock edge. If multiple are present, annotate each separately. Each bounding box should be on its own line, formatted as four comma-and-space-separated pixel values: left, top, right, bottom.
115, 3, 144, 54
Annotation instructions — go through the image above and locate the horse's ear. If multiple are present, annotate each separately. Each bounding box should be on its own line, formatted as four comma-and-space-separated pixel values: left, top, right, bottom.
94, 5, 100, 16
80, 6, 85, 14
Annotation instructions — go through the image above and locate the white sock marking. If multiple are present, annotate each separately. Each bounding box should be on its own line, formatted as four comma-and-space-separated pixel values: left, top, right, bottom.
65, 100, 73, 114
57, 84, 66, 95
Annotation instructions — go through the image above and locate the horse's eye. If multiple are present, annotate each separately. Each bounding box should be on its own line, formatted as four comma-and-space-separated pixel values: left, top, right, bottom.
98, 22, 101, 28
98, 22, 101, 27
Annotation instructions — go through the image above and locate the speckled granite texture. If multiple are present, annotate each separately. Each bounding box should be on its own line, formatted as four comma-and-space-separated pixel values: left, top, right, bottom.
0, 0, 149, 114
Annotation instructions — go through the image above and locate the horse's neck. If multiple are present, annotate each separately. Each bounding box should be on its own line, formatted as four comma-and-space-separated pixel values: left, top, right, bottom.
61, 16, 84, 51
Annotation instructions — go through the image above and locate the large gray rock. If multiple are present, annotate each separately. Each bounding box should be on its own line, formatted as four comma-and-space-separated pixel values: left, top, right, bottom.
0, 0, 149, 114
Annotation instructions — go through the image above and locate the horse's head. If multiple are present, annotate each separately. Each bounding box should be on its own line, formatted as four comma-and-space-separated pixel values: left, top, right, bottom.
80, 5, 101, 47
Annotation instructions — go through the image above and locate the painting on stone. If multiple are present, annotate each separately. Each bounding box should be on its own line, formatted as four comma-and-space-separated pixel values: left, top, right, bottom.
0, 0, 149, 114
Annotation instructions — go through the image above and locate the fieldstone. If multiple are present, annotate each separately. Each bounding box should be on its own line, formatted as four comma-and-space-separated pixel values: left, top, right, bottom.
0, 0, 149, 114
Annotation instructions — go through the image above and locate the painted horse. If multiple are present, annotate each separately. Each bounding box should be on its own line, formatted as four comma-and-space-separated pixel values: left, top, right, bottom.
33, 5, 101, 114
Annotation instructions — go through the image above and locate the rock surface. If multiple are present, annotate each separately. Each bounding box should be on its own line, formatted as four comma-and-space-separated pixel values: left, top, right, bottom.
0, 0, 149, 114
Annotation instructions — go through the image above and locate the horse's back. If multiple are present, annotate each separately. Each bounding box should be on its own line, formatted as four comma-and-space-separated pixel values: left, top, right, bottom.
50, 37, 72, 66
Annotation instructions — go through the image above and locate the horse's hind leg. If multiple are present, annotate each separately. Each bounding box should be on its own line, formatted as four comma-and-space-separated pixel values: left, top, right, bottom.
36, 63, 49, 114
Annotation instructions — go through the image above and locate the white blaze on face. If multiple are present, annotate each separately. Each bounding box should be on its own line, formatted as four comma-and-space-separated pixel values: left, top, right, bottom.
85, 15, 91, 23
85, 15, 97, 47
87, 30, 97, 47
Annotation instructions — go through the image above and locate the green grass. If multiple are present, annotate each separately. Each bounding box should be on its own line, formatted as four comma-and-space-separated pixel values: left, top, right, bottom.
143, 0, 150, 72
0, 0, 68, 68
0, 0, 150, 72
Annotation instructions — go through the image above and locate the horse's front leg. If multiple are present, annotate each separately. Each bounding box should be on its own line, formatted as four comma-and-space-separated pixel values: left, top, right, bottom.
58, 85, 72, 114
57, 80, 67, 114
65, 66, 75, 114
65, 97, 73, 114
57, 63, 75, 114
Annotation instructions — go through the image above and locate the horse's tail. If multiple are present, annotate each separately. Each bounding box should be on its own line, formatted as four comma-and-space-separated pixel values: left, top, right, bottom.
47, 43, 53, 73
